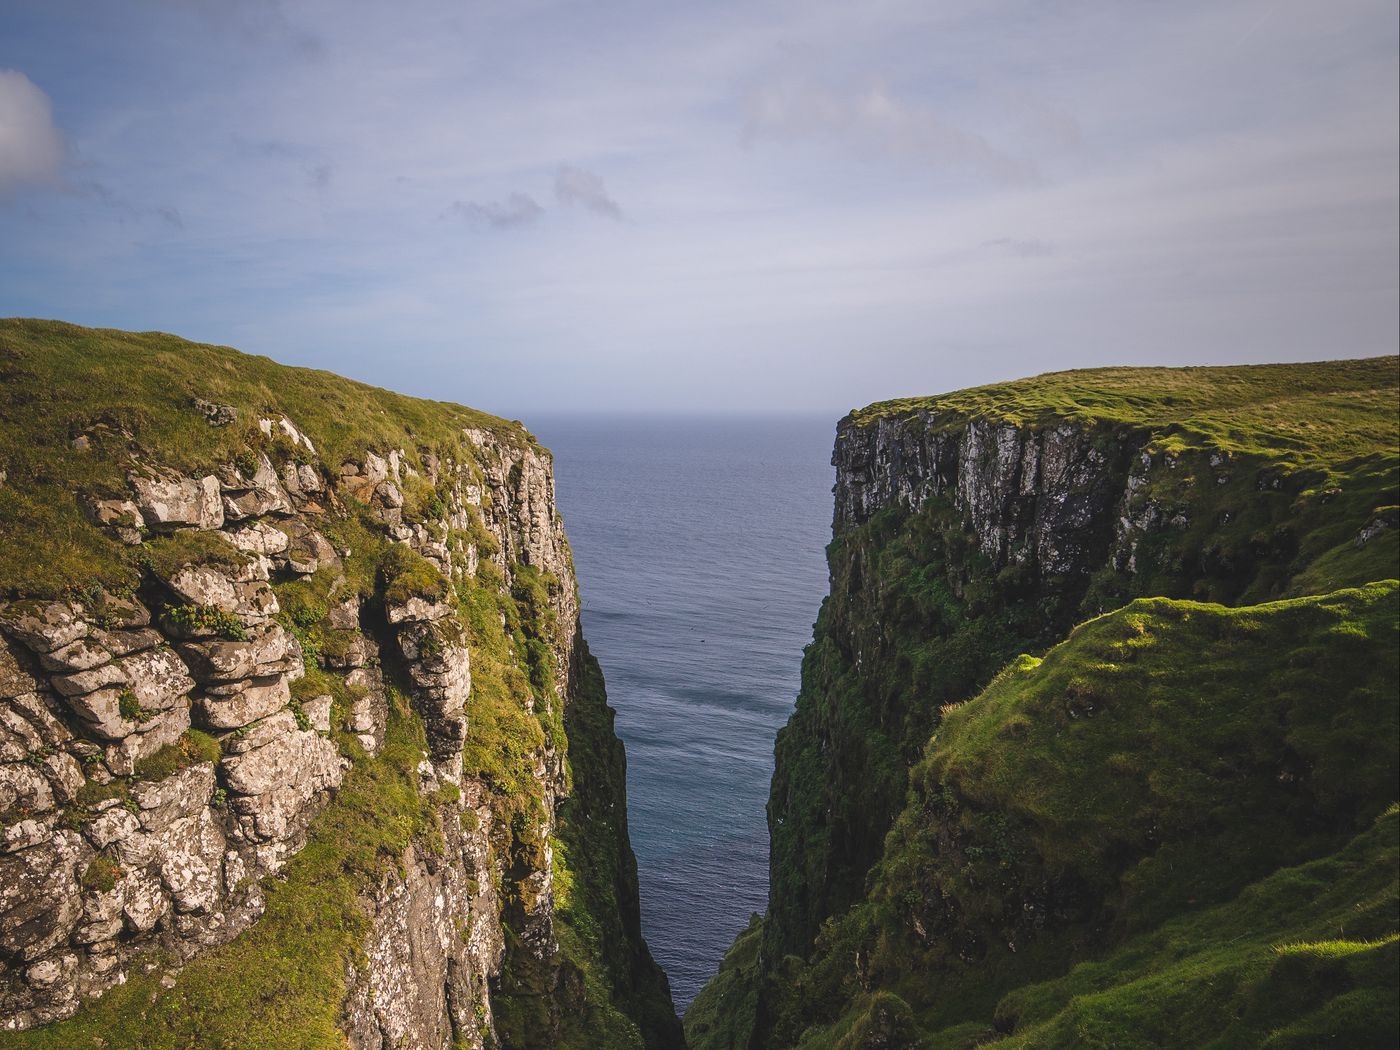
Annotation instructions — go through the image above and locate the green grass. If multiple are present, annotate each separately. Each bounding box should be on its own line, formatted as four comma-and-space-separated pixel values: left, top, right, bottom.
849, 357, 1398, 468
0, 317, 533, 598
975, 808, 1400, 1049
684, 915, 763, 1050
760, 583, 1400, 1048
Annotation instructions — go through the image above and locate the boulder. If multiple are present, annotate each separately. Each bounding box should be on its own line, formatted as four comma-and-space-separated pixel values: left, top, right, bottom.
131, 473, 224, 531
194, 675, 290, 730
178, 622, 294, 684
0, 602, 87, 654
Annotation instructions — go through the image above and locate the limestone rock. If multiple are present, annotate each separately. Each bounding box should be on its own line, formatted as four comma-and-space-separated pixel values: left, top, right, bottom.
194, 675, 290, 730
131, 473, 224, 531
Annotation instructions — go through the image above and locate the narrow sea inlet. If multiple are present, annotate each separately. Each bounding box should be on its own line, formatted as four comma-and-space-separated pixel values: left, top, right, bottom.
535, 416, 834, 1008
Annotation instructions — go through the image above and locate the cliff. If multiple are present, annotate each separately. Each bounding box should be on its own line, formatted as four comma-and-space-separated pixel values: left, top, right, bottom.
0, 319, 682, 1048
688, 358, 1399, 1049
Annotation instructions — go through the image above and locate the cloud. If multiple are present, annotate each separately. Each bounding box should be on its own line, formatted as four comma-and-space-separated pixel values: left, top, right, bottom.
743, 78, 1037, 182
554, 165, 623, 219
0, 70, 65, 196
448, 192, 544, 230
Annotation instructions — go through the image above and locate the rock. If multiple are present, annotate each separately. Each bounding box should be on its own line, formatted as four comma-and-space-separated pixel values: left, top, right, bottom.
25, 952, 77, 990
221, 454, 292, 519
103, 704, 191, 775
303, 694, 333, 733
194, 675, 290, 730
40, 752, 84, 806
296, 463, 323, 493
225, 520, 290, 556
0, 831, 86, 960
119, 647, 194, 711
61, 687, 137, 741
177, 622, 294, 684
130, 762, 215, 816
220, 709, 298, 756
0, 763, 55, 815
90, 626, 162, 659
0, 601, 88, 654
193, 398, 237, 426
85, 807, 142, 850
386, 596, 453, 625
0, 639, 39, 698
162, 565, 277, 622
131, 473, 224, 531
38, 635, 113, 674
326, 596, 360, 631
223, 728, 342, 842
50, 661, 127, 698
80, 497, 145, 544
122, 868, 167, 933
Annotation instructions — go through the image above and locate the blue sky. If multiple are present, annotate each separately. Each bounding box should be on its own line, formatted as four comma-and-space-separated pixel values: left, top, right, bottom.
1, 0, 1396, 415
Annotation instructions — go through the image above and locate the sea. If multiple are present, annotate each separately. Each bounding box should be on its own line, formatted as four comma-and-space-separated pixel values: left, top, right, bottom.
531, 415, 835, 1012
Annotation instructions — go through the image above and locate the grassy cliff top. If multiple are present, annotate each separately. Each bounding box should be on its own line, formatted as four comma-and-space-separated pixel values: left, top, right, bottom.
848, 356, 1399, 465
0, 318, 532, 598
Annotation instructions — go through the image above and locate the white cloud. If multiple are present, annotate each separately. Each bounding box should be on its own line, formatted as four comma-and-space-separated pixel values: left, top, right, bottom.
0, 70, 65, 196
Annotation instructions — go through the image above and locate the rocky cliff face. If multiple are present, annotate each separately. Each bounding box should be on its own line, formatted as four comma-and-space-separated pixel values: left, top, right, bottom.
0, 320, 681, 1048
685, 360, 1398, 1049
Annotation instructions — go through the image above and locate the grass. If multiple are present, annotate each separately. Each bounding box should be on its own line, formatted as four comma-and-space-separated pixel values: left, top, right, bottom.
756, 354, 1399, 998
0, 317, 534, 599
0, 319, 678, 1049
848, 357, 1399, 468
759, 582, 1400, 1048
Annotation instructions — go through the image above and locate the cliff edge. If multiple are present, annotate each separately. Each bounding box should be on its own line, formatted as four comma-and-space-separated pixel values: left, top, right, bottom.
0, 319, 682, 1049
688, 357, 1399, 1049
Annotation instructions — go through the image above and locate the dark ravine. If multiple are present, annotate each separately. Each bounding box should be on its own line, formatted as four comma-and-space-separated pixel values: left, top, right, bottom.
0, 320, 681, 1048
688, 359, 1399, 1049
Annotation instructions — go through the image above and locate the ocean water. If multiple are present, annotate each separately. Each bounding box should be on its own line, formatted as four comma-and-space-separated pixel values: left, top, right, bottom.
532, 415, 835, 1011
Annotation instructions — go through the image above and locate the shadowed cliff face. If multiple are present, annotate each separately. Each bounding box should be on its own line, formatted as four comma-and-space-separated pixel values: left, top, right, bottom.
0, 320, 682, 1049
683, 358, 1399, 1050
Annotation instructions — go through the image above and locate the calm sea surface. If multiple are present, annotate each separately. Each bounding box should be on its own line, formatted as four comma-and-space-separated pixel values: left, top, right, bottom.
531, 416, 835, 1011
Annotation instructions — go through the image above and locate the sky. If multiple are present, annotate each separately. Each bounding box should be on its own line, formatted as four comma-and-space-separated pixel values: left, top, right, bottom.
1, 0, 1397, 417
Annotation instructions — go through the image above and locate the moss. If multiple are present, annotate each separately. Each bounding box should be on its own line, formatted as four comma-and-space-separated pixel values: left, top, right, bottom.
140, 531, 249, 582
684, 915, 763, 1050
849, 357, 1398, 467
80, 855, 123, 894
132, 730, 221, 781
378, 543, 449, 606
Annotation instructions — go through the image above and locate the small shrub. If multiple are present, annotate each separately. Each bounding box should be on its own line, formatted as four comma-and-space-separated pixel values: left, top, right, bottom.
81, 855, 123, 893
167, 604, 248, 641
378, 544, 449, 605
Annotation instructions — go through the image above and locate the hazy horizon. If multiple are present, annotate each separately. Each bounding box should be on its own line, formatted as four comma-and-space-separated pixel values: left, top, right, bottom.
2, 0, 1396, 416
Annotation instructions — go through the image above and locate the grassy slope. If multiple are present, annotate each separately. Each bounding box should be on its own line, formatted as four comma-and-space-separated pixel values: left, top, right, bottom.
0, 317, 524, 598
0, 320, 675, 1048
851, 358, 1398, 467
772, 583, 1400, 1048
